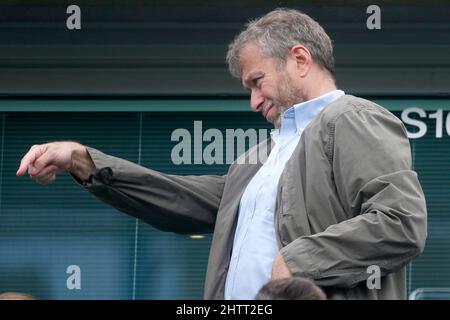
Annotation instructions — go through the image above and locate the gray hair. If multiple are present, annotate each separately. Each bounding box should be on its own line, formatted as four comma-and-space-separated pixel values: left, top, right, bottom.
226, 8, 335, 79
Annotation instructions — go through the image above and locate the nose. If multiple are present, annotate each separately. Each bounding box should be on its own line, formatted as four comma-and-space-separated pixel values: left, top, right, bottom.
250, 89, 264, 113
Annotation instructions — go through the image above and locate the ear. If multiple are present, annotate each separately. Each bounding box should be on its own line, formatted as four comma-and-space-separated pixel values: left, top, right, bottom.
289, 45, 312, 77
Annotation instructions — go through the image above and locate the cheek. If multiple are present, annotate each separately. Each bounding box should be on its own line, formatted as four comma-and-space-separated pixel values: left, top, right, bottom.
260, 83, 278, 101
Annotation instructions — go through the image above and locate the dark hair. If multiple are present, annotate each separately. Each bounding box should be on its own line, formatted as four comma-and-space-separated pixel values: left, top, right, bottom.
255, 277, 326, 300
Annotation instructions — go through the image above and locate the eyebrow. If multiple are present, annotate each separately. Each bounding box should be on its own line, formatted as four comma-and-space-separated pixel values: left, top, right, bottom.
242, 71, 264, 89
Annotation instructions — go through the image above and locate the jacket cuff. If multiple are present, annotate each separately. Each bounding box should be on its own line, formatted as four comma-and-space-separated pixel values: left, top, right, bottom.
280, 238, 320, 279
70, 146, 115, 189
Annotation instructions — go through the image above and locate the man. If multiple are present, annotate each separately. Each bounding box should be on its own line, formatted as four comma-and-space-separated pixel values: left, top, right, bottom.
17, 8, 427, 299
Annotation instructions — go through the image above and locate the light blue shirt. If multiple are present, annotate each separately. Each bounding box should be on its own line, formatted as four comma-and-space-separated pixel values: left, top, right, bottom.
224, 90, 345, 300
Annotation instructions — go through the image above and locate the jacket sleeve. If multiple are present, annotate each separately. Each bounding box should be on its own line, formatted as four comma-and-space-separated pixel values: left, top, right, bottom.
280, 105, 427, 288
74, 147, 226, 234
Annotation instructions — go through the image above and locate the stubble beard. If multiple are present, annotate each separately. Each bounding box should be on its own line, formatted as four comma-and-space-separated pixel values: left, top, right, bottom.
271, 74, 304, 129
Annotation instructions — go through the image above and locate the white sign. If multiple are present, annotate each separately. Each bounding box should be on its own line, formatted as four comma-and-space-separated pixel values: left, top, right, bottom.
401, 108, 450, 139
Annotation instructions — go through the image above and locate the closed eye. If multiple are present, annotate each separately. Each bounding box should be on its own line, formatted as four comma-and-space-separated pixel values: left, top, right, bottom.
243, 72, 264, 90
253, 76, 263, 87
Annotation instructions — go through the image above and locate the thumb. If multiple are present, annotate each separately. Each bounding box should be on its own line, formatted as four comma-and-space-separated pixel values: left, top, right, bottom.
30, 151, 56, 175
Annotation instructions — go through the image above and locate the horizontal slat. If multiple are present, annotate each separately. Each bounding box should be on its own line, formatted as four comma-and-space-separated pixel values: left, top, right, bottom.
0, 98, 449, 112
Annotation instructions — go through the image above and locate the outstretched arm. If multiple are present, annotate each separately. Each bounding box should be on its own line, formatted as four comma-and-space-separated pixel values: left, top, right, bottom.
17, 142, 225, 234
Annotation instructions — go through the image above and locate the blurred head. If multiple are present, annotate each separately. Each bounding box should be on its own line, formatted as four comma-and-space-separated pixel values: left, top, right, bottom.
0, 292, 37, 300
255, 277, 326, 300
226, 8, 335, 128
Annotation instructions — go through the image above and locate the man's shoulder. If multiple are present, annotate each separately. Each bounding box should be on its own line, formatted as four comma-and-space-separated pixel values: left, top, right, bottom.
315, 94, 396, 126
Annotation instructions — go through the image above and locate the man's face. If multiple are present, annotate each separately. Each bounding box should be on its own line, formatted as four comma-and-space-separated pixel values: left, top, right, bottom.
240, 43, 304, 128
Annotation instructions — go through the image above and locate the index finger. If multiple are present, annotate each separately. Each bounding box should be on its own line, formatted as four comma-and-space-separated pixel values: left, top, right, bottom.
16, 145, 45, 176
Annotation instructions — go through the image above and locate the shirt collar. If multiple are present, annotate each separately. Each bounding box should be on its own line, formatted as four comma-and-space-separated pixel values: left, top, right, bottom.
293, 89, 345, 134
270, 90, 345, 140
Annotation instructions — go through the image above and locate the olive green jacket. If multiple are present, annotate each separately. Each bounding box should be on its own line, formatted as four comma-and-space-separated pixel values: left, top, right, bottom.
81, 95, 427, 299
